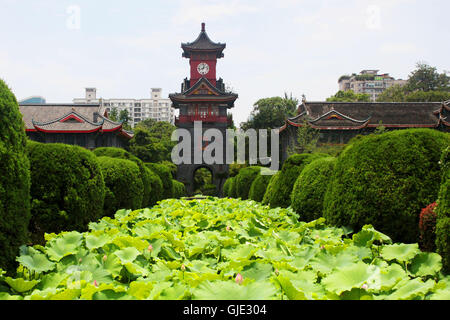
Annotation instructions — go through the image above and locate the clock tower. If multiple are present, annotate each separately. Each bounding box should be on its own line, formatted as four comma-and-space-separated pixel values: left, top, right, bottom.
169, 23, 238, 196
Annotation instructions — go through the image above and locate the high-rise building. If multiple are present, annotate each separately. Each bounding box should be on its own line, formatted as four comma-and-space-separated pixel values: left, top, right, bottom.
73, 88, 176, 127
338, 70, 407, 101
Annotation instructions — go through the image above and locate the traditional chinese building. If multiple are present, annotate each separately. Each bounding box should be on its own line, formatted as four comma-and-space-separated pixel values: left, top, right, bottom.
169, 23, 238, 195
280, 100, 450, 163
19, 103, 133, 149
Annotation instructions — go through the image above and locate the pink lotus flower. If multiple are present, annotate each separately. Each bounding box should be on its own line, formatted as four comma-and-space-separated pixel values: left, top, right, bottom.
235, 273, 243, 285
226, 226, 231, 231
147, 244, 153, 252
361, 284, 368, 290
320, 245, 325, 250
93, 280, 98, 287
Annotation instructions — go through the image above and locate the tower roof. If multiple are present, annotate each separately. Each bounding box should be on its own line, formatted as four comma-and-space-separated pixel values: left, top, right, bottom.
181, 23, 226, 58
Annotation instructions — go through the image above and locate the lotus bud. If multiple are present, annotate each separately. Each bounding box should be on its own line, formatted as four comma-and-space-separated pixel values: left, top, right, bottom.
235, 273, 243, 285
181, 264, 186, 271
361, 284, 368, 290
275, 269, 279, 276
147, 244, 153, 252
226, 226, 231, 231
102, 255, 107, 262
78, 258, 82, 263
320, 245, 325, 250
93, 280, 98, 287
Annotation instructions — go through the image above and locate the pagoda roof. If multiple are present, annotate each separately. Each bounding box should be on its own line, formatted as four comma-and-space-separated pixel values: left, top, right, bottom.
181, 23, 226, 58
19, 103, 133, 138
280, 101, 448, 132
169, 77, 238, 108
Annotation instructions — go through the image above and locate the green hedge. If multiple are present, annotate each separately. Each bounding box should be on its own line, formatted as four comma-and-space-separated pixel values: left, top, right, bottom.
27, 142, 105, 243
145, 163, 173, 200
97, 156, 144, 217
172, 180, 186, 199
0, 80, 31, 273
228, 177, 237, 198
235, 166, 261, 200
262, 172, 281, 205
436, 146, 449, 274
223, 178, 234, 197
323, 129, 449, 244
201, 183, 217, 196
248, 173, 272, 202
262, 153, 328, 208
291, 157, 336, 222
145, 167, 164, 206
93, 147, 152, 207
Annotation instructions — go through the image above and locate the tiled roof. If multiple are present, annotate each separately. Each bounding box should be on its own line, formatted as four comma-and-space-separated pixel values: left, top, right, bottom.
281, 101, 449, 131
19, 103, 133, 138
181, 23, 226, 58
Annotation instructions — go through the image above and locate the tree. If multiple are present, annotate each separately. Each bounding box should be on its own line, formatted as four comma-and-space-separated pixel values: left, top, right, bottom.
240, 93, 298, 130
405, 62, 450, 92
288, 119, 320, 155
127, 121, 176, 163
377, 62, 450, 102
109, 107, 118, 121
326, 90, 371, 102
119, 109, 131, 130
376, 84, 406, 102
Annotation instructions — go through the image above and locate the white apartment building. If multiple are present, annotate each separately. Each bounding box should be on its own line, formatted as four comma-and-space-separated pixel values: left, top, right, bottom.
338, 70, 407, 102
73, 88, 176, 127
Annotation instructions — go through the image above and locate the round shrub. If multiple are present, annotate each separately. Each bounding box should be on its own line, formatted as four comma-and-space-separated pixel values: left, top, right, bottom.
248, 173, 272, 202
291, 157, 336, 222
436, 146, 449, 274
97, 156, 144, 217
235, 166, 261, 200
228, 177, 237, 198
223, 178, 233, 197
323, 129, 449, 244
145, 167, 163, 206
0, 80, 31, 273
262, 172, 281, 205
172, 180, 186, 199
93, 147, 152, 207
263, 153, 328, 208
145, 163, 173, 200
27, 142, 105, 243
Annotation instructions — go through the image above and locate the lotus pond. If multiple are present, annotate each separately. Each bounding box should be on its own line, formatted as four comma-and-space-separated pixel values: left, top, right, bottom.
0, 197, 448, 300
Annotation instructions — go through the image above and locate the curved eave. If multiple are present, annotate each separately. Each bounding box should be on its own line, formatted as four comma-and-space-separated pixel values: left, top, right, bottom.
33, 126, 102, 134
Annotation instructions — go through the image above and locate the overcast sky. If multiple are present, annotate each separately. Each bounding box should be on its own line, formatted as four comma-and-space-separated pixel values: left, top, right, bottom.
1, 0, 449, 125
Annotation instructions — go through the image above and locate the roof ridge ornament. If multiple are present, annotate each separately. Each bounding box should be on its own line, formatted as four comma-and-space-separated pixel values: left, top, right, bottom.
201, 22, 205, 32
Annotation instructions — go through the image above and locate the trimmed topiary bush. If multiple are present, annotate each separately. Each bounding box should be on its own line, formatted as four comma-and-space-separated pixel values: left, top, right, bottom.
145, 163, 173, 200
97, 156, 144, 217
248, 173, 272, 203
436, 146, 449, 274
228, 177, 237, 198
418, 202, 437, 253
323, 129, 449, 244
172, 180, 186, 199
291, 157, 336, 222
93, 147, 152, 207
145, 167, 163, 206
0, 79, 31, 273
235, 166, 261, 200
262, 153, 328, 208
262, 172, 281, 205
223, 178, 233, 197
27, 142, 105, 244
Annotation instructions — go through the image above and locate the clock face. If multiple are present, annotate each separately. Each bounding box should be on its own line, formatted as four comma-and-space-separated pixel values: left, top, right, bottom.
197, 62, 209, 75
